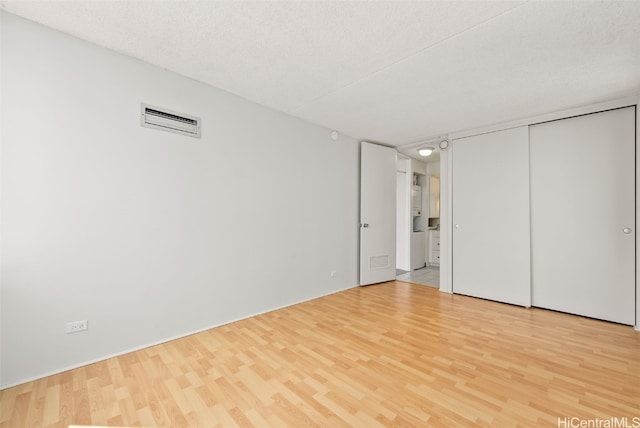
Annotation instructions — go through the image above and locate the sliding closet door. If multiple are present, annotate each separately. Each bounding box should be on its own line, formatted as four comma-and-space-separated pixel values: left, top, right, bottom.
452, 127, 531, 306
530, 107, 635, 325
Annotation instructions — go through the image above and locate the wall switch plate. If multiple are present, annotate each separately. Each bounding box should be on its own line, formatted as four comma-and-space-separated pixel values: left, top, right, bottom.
331, 270, 337, 277
66, 320, 88, 334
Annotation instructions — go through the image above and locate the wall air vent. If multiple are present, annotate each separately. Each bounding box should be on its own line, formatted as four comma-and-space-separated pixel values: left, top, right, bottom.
141, 103, 201, 138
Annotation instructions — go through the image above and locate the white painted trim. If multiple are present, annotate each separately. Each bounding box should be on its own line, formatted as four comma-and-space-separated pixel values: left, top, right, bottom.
0, 13, 3, 380
450, 96, 638, 140
439, 134, 453, 294
636, 96, 640, 331
397, 135, 448, 151
0, 284, 358, 390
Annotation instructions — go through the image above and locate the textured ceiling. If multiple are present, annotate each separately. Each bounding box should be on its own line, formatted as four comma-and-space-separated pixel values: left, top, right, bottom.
2, 1, 640, 147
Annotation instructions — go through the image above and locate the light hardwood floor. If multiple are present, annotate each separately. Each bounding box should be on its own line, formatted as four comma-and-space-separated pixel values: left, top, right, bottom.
1, 281, 639, 427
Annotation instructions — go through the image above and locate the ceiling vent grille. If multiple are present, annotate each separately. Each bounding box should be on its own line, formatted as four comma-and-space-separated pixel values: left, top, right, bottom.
141, 103, 201, 138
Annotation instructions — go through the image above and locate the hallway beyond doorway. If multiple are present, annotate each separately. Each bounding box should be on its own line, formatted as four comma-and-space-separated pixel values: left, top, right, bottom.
396, 266, 439, 288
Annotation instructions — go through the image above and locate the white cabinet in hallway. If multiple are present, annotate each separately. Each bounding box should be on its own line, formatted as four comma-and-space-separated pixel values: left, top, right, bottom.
428, 176, 440, 218
429, 230, 440, 266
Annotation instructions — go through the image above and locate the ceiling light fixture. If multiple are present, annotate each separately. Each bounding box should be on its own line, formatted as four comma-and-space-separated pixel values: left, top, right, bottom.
417, 147, 434, 157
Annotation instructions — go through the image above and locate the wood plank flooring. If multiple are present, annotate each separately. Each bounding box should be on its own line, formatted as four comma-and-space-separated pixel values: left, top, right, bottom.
1, 281, 639, 427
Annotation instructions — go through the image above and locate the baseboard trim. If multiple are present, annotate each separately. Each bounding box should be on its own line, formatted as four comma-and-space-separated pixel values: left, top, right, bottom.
1, 284, 358, 390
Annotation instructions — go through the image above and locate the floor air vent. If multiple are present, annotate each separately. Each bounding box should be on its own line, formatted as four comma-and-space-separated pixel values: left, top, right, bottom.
141, 104, 201, 138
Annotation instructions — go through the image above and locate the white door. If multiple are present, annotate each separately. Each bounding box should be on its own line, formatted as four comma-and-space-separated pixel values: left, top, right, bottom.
360, 142, 397, 285
530, 107, 635, 325
452, 127, 531, 306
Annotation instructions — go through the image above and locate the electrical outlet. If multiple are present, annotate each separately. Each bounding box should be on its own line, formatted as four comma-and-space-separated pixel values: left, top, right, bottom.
331, 270, 337, 277
66, 320, 88, 334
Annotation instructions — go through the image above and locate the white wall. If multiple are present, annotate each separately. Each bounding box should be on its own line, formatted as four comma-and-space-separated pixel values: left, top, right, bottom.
411, 159, 426, 175
0, 13, 360, 388
426, 160, 440, 177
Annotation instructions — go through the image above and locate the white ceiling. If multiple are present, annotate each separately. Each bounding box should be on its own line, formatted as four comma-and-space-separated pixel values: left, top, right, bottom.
2, 1, 640, 147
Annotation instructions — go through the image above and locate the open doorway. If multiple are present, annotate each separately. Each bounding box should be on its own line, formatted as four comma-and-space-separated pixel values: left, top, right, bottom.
395, 155, 440, 288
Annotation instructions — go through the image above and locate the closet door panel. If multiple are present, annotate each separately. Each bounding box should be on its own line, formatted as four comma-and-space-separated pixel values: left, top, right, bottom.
530, 107, 635, 325
452, 126, 531, 306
